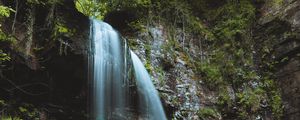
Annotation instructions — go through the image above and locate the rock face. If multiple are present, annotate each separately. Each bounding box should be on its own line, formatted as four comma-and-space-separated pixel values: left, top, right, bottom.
1, 0, 89, 68
257, 0, 300, 119
121, 0, 300, 119
128, 25, 202, 119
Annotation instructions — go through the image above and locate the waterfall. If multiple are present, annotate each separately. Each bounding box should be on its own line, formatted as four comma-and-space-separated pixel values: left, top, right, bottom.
90, 19, 166, 120
131, 51, 167, 120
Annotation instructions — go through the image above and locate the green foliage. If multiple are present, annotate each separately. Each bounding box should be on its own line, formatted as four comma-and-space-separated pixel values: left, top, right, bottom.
144, 44, 152, 71
52, 19, 75, 40
17, 104, 40, 119
187, 16, 215, 40
127, 38, 139, 50
128, 20, 147, 33
75, 0, 108, 20
0, 5, 15, 64
75, 0, 151, 20
217, 90, 232, 106
263, 78, 283, 119
26, 0, 62, 5
270, 93, 283, 119
0, 6, 14, 18
237, 87, 265, 111
213, 0, 255, 41
54, 22, 74, 37
265, 0, 284, 7
0, 100, 40, 120
154, 66, 166, 85
198, 107, 219, 119
0, 50, 11, 62
199, 62, 223, 88
52, 21, 75, 55
192, 0, 283, 119
104, 0, 151, 9
202, 0, 257, 88
0, 116, 22, 120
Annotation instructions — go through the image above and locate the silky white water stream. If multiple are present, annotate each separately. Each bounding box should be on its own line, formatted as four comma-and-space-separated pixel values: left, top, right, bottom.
91, 19, 166, 120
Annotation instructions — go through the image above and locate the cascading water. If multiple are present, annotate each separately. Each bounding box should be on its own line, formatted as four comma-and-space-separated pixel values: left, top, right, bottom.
90, 19, 166, 120
131, 51, 167, 120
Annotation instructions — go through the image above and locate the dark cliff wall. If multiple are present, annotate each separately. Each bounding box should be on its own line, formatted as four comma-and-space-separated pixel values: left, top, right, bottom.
0, 0, 90, 119
255, 0, 300, 119
102, 0, 299, 119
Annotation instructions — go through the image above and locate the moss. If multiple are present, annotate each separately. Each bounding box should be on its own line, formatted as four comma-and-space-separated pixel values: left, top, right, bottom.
213, 0, 255, 42
145, 61, 152, 72
269, 0, 284, 7
127, 38, 139, 50
143, 44, 152, 72
283, 31, 299, 39
271, 94, 283, 119
0, 116, 22, 120
144, 44, 151, 56
186, 16, 215, 40
263, 78, 283, 119
0, 99, 40, 120
128, 20, 148, 33
193, 1, 283, 119
153, 66, 166, 85
198, 62, 224, 89
198, 107, 219, 119
217, 89, 232, 106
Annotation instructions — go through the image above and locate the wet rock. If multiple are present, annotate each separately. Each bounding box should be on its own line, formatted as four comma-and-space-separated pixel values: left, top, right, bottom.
256, 0, 300, 119
176, 58, 186, 66
0, 0, 90, 119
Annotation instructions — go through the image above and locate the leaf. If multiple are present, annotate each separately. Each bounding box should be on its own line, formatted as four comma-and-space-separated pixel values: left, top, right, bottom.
19, 107, 28, 113
0, 99, 5, 105
0, 5, 15, 18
